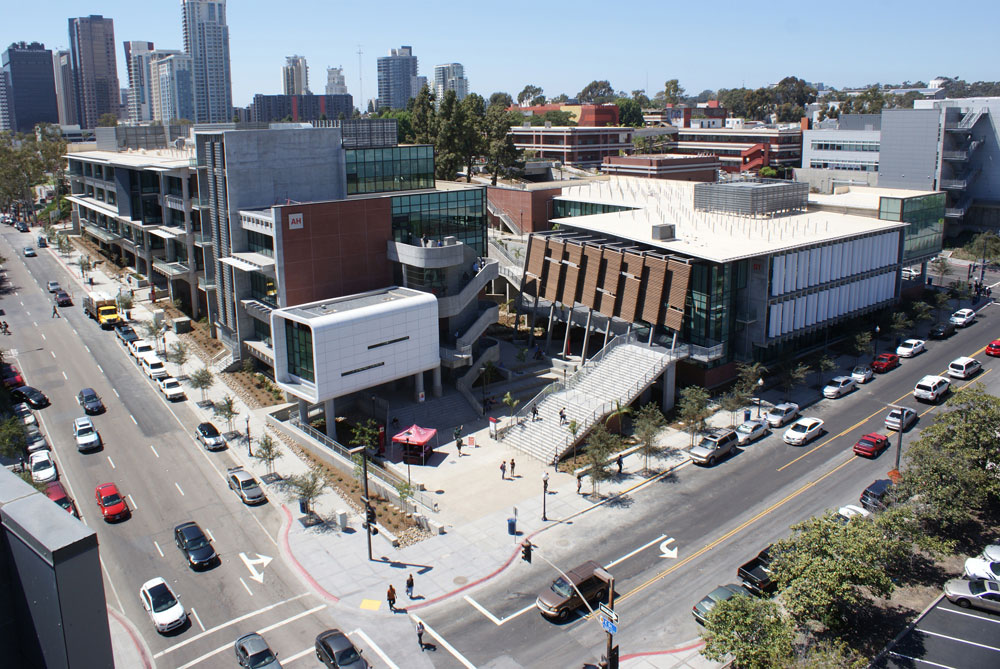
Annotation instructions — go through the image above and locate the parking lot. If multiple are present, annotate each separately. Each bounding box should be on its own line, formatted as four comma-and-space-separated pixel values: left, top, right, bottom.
874, 595, 1000, 668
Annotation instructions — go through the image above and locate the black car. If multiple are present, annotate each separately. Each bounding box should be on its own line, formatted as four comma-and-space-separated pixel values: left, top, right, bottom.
174, 521, 217, 569
77, 387, 105, 414
860, 478, 895, 512
929, 321, 957, 339
196, 422, 226, 450
115, 324, 139, 345
316, 629, 369, 668
11, 386, 48, 408
54, 291, 72, 307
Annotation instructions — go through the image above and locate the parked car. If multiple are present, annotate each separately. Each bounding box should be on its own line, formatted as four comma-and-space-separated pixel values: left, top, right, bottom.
901, 266, 918, 280
29, 450, 57, 483
765, 403, 800, 428
115, 324, 139, 346
948, 356, 982, 380
73, 416, 101, 451
987, 339, 1000, 357
139, 353, 168, 379
896, 339, 926, 358
964, 558, 1000, 581
860, 478, 894, 512
950, 308, 976, 327
692, 584, 748, 625
174, 522, 218, 569
929, 322, 957, 339
227, 467, 266, 505
95, 482, 129, 521
738, 546, 777, 596
535, 560, 609, 621
783, 417, 824, 445
822, 376, 857, 399
943, 578, 1000, 613
851, 364, 874, 384
853, 432, 890, 458
734, 419, 768, 446
158, 377, 185, 401
2, 367, 24, 388
980, 545, 1000, 561
45, 281, 60, 293
22, 247, 35, 257
914, 375, 950, 403
24, 424, 48, 454
139, 577, 187, 633
871, 353, 900, 373
234, 632, 282, 669
54, 290, 72, 306
885, 406, 917, 431
44, 481, 78, 517
836, 505, 871, 523
128, 339, 154, 360
11, 385, 49, 408
13, 402, 35, 426
689, 428, 739, 466
315, 629, 368, 668
196, 422, 226, 450
77, 387, 105, 414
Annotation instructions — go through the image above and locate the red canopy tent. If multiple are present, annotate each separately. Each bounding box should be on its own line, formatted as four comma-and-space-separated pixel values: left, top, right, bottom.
391, 425, 438, 464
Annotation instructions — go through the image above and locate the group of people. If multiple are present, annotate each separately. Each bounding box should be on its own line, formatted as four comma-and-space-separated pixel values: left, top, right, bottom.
971, 278, 993, 300
385, 574, 434, 651
500, 457, 517, 479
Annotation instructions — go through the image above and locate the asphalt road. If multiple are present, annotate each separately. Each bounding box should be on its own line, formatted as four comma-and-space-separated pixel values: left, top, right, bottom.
417, 297, 1000, 667
874, 596, 1000, 668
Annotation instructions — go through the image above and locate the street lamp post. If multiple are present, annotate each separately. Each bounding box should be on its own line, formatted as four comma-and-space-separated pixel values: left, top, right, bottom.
755, 378, 764, 419
542, 472, 549, 521
887, 403, 906, 477
246, 415, 252, 457
349, 445, 374, 562
874, 325, 880, 358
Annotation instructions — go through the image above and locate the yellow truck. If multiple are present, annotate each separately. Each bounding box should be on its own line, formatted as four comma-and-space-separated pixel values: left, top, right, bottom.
82, 291, 122, 329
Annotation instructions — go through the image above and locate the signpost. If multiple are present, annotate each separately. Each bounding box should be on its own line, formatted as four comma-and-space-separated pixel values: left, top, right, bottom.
599, 616, 618, 636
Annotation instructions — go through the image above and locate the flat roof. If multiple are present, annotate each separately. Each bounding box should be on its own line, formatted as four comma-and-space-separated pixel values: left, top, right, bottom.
281, 286, 428, 321
809, 186, 940, 211
65, 147, 193, 170
551, 177, 906, 263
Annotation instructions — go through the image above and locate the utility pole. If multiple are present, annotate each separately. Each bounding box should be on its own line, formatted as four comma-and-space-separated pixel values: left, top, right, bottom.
356, 45, 363, 112
887, 403, 906, 480
349, 446, 373, 561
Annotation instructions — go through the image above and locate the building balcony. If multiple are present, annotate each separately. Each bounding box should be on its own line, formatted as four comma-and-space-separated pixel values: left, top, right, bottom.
192, 233, 212, 247
688, 341, 725, 363
191, 197, 210, 210
219, 252, 276, 276
163, 194, 188, 211
244, 339, 275, 367
82, 223, 120, 244
940, 179, 968, 190
198, 274, 216, 291
240, 298, 275, 323
152, 257, 191, 278
386, 238, 466, 269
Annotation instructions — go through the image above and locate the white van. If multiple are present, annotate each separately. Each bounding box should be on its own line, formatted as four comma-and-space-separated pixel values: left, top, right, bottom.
947, 356, 982, 379
139, 353, 168, 379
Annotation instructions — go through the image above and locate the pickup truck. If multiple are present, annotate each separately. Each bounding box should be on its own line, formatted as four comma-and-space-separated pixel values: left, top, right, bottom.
737, 545, 777, 596
82, 291, 122, 329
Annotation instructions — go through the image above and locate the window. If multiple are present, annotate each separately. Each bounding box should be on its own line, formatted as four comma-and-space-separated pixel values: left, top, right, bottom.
390, 188, 486, 256
249, 272, 277, 306
246, 230, 273, 257
284, 320, 314, 382
345, 145, 435, 195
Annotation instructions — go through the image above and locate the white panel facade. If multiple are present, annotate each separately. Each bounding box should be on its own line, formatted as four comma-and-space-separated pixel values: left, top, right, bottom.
769, 303, 780, 337
784, 253, 796, 294
771, 254, 784, 297
809, 248, 821, 286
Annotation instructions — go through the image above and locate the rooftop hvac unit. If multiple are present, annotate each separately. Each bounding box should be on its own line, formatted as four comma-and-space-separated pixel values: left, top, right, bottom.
651, 224, 676, 241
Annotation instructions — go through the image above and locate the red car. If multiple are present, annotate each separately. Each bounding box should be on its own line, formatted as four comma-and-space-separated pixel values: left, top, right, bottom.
45, 481, 79, 518
95, 483, 129, 522
987, 339, 1000, 357
853, 433, 890, 458
2, 366, 24, 388
871, 353, 900, 373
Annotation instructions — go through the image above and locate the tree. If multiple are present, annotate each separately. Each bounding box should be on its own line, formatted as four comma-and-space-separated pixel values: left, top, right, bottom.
116, 292, 133, 315
781, 362, 810, 401
77, 256, 92, 280
890, 311, 913, 345
930, 256, 951, 287
567, 419, 580, 462
140, 319, 165, 353
758, 166, 778, 179
458, 93, 486, 183
677, 385, 711, 446
167, 341, 189, 368
604, 399, 632, 434
517, 85, 542, 106
663, 79, 685, 105
948, 279, 972, 307
252, 433, 283, 475
411, 85, 437, 145
734, 362, 767, 404
188, 367, 214, 402
701, 595, 794, 669
488, 92, 513, 109
720, 392, 745, 427
375, 108, 414, 143
771, 512, 909, 628
633, 403, 665, 473
794, 639, 867, 669
213, 394, 239, 433
97, 113, 118, 127
910, 300, 932, 324
932, 288, 951, 321
435, 90, 464, 181
285, 467, 328, 515
614, 98, 644, 127
502, 390, 520, 418
814, 355, 836, 390
550, 93, 569, 104
57, 234, 72, 257
583, 424, 618, 495
577, 80, 615, 104
630, 89, 651, 108
0, 417, 26, 458
350, 417, 379, 452
852, 330, 873, 364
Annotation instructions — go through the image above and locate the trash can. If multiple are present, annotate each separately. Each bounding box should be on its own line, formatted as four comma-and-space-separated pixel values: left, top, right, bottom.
507, 517, 517, 536
299, 498, 309, 514
743, 409, 751, 422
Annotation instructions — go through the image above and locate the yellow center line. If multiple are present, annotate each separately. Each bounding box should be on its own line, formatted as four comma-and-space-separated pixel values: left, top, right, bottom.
604, 456, 859, 610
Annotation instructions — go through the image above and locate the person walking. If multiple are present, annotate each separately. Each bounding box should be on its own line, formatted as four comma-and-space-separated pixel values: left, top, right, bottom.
577, 474, 583, 494
617, 454, 624, 475
531, 404, 539, 422
416, 621, 425, 650
500, 460, 507, 480
406, 573, 415, 599
559, 407, 567, 425
51, 305, 60, 318
509, 458, 516, 478
386, 584, 397, 612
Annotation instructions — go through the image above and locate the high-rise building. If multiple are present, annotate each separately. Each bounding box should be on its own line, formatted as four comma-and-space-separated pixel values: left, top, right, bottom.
149, 51, 194, 123
282, 55, 309, 95
2, 41, 59, 133
0, 71, 10, 131
68, 16, 120, 129
434, 63, 468, 106
250, 93, 353, 123
376, 46, 419, 110
52, 49, 76, 126
124, 41, 155, 124
325, 66, 347, 96
181, 0, 232, 123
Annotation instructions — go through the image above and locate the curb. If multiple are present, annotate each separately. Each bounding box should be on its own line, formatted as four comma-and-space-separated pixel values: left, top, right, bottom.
621, 639, 704, 661
107, 605, 154, 669
279, 504, 340, 603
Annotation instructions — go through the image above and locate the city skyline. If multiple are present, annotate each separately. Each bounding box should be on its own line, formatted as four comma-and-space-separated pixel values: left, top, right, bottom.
1, 1, 998, 114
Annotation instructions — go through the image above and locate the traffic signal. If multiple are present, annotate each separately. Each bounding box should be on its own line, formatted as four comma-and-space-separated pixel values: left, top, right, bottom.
521, 540, 532, 564
365, 505, 378, 535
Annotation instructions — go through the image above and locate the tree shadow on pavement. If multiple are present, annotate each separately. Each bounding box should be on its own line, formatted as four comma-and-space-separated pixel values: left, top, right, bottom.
604, 494, 634, 509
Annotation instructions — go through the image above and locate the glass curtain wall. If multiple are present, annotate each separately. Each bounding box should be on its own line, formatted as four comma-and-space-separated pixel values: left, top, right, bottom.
684, 261, 746, 360
284, 320, 314, 382
345, 145, 434, 195
391, 188, 486, 255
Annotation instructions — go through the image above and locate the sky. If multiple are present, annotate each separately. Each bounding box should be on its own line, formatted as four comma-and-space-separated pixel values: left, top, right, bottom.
4, 1, 998, 109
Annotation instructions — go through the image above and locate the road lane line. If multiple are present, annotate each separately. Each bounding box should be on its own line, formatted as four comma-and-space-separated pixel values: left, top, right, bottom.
130, 414, 137, 425
149, 444, 159, 458
409, 614, 476, 669
916, 627, 1000, 652
153, 540, 164, 557
112, 388, 119, 397
175, 482, 185, 496
189, 607, 205, 632
239, 577, 253, 596
96, 364, 103, 373
40, 333, 45, 341
19, 301, 22, 306
605, 534, 667, 569
127, 494, 137, 510
31, 321, 36, 327
256, 604, 326, 634
152, 592, 309, 658
887, 651, 954, 668
281, 647, 313, 664
62, 371, 67, 380
84, 345, 90, 353
100, 558, 126, 613
463, 595, 502, 624
50, 350, 55, 358
107, 456, 115, 469
352, 628, 401, 669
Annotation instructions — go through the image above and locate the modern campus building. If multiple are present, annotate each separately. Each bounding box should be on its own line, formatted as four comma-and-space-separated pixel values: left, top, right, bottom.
643, 101, 728, 128
601, 154, 721, 181
182, 0, 232, 123
250, 94, 354, 123
1, 42, 58, 134
797, 114, 882, 192
377, 46, 420, 110
664, 120, 805, 173
68, 15, 120, 129
513, 103, 620, 127
124, 41, 155, 124
433, 63, 468, 106
282, 55, 309, 95
508, 125, 634, 168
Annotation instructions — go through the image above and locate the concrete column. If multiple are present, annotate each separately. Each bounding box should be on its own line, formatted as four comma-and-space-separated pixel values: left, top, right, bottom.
581, 309, 593, 361
323, 398, 336, 440
561, 305, 572, 359
414, 370, 425, 401
432, 365, 442, 398
297, 398, 309, 419
603, 320, 611, 348
528, 294, 539, 345
661, 364, 677, 413
545, 304, 555, 351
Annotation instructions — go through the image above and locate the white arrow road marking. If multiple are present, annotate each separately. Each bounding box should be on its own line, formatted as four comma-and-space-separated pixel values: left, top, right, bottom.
659, 537, 678, 559
239, 552, 274, 584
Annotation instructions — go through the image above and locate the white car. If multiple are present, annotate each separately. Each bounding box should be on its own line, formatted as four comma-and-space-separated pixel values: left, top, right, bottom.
981, 545, 1000, 561
823, 376, 857, 399
837, 505, 872, 522
734, 419, 768, 445
72, 416, 101, 451
851, 365, 874, 384
895, 339, 925, 358
29, 450, 57, 483
765, 403, 800, 428
885, 407, 917, 431
914, 375, 950, 403
13, 402, 36, 426
950, 308, 976, 327
783, 417, 824, 445
139, 577, 187, 633
157, 377, 186, 401
128, 339, 155, 360
964, 558, 1000, 581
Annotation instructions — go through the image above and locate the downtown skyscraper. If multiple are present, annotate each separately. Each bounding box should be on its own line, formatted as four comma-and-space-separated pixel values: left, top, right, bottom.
68, 15, 120, 129
181, 0, 232, 123
282, 55, 309, 95
2, 42, 59, 133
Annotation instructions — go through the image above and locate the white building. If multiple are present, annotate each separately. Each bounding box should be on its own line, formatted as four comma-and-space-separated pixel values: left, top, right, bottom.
181, 0, 232, 123
282, 55, 309, 95
124, 41, 155, 124
434, 63, 468, 107
325, 66, 347, 95
149, 51, 194, 122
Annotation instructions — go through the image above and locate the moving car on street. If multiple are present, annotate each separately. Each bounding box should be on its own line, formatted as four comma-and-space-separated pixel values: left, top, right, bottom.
765, 403, 799, 428
987, 339, 1000, 357
72, 416, 101, 451
853, 433, 890, 458
947, 356, 982, 379
139, 578, 187, 633
783, 417, 824, 445
950, 308, 976, 327
822, 376, 857, 399
46, 281, 60, 293
315, 629, 369, 668
943, 578, 1000, 612
895, 339, 925, 357
885, 406, 917, 431
77, 387, 105, 414
174, 522, 217, 569
871, 353, 900, 373
54, 290, 72, 306
234, 632, 282, 668
95, 482, 129, 521
914, 375, 950, 403
535, 560, 609, 621
22, 247, 35, 257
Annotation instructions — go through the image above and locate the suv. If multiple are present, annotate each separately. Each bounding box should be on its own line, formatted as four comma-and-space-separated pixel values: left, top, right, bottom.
73, 416, 101, 451
535, 560, 609, 621
914, 375, 950, 403
860, 479, 894, 512
689, 428, 739, 466
227, 467, 266, 505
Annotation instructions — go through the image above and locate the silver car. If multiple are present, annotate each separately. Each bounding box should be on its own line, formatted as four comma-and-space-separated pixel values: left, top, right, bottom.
73, 416, 102, 451
735, 419, 768, 446
822, 376, 856, 399
765, 403, 799, 428
235, 632, 282, 668
943, 578, 1000, 612
885, 407, 917, 431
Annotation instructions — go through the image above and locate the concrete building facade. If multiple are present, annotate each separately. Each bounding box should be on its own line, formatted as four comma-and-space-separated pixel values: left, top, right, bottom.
1, 42, 59, 133
149, 51, 194, 123
123, 41, 155, 124
68, 15, 120, 129
325, 66, 348, 95
52, 50, 76, 126
376, 46, 419, 110
508, 125, 634, 168
250, 94, 354, 123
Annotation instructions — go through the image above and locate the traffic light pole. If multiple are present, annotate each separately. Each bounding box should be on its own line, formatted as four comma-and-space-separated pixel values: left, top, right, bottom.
350, 446, 373, 562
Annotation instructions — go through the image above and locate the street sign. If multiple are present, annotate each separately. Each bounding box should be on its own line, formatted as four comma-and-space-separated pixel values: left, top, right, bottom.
600, 616, 618, 635
599, 603, 618, 623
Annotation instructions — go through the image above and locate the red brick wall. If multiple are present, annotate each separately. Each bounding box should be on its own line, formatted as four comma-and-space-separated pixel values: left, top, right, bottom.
276, 199, 393, 307
487, 186, 562, 233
